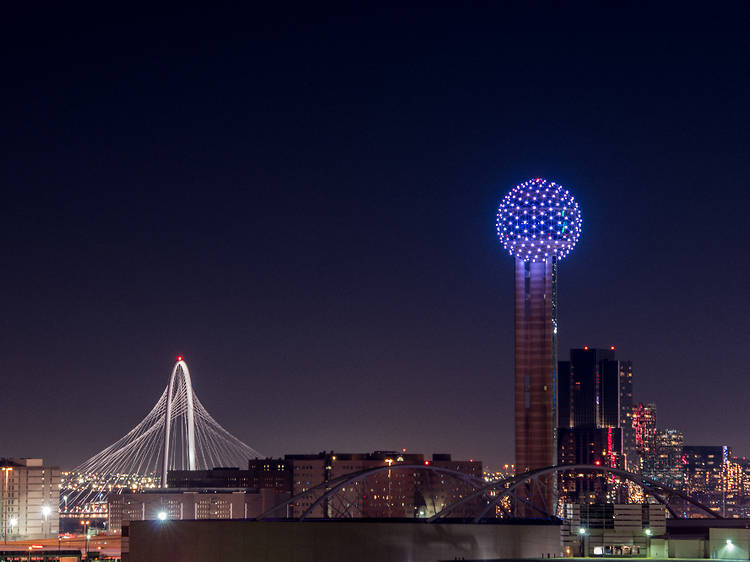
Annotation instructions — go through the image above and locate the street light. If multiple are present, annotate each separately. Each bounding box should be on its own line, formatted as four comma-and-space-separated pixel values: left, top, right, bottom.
41, 505, 51, 537
579, 527, 587, 557
157, 511, 167, 521
1, 467, 12, 545
8, 517, 17, 541
644, 528, 652, 556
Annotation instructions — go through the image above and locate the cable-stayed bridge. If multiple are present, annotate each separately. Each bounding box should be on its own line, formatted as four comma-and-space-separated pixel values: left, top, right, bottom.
61, 357, 261, 511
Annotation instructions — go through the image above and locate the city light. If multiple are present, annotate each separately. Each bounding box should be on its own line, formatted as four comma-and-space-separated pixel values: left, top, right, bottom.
645, 528, 652, 536
41, 506, 51, 517
496, 177, 582, 263
578, 527, 586, 535
158, 511, 168, 521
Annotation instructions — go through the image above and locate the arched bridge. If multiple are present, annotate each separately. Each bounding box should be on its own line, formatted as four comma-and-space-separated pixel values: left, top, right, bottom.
259, 463, 721, 522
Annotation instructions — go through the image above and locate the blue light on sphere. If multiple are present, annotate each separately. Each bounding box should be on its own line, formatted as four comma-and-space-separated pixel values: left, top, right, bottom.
496, 178, 582, 263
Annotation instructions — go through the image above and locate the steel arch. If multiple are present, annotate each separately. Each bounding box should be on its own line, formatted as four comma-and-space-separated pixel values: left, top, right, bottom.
428, 464, 722, 523
256, 464, 486, 521
161, 359, 196, 484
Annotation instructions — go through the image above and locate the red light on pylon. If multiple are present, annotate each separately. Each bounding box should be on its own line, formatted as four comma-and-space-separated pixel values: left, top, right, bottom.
177, 356, 183, 362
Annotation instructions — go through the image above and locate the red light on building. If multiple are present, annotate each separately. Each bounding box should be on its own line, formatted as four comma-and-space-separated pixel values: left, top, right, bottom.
594, 460, 601, 466
424, 460, 430, 466
583, 346, 589, 350
610, 346, 615, 350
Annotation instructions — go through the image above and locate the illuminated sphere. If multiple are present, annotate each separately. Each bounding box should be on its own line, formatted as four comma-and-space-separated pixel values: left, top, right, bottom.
496, 177, 582, 262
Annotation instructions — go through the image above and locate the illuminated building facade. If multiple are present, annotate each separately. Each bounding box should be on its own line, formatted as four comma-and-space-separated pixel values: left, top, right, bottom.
619, 361, 635, 469
646, 429, 684, 490
683, 445, 726, 515
496, 178, 582, 482
723, 456, 749, 517
0, 458, 60, 540
632, 403, 657, 471
109, 487, 288, 532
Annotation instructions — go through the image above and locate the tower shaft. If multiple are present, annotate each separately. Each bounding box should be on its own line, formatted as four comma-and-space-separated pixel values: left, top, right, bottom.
514, 256, 557, 473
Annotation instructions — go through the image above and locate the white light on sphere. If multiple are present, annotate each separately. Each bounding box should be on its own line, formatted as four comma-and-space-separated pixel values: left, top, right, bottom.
496, 178, 582, 262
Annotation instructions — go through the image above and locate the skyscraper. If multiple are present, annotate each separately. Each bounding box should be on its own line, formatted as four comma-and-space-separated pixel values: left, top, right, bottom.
683, 445, 726, 514
557, 347, 624, 469
496, 178, 582, 478
619, 361, 635, 469
497, 178, 582, 505
647, 429, 684, 490
632, 402, 657, 471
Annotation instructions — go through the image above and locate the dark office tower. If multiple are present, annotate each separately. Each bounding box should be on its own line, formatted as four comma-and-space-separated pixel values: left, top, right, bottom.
557, 347, 623, 468
558, 347, 620, 429
514, 257, 558, 473
557, 347, 629, 503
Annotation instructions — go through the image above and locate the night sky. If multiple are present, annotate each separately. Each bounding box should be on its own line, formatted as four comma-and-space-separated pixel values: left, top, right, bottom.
3, 7, 750, 470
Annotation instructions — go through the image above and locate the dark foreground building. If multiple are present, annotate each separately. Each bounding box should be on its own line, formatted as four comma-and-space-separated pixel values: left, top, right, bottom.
123, 519, 561, 562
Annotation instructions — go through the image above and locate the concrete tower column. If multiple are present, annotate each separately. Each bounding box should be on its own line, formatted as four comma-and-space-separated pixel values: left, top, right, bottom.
514, 256, 557, 515
514, 256, 557, 472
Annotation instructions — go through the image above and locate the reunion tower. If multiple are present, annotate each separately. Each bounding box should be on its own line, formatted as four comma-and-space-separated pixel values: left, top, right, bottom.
496, 178, 582, 477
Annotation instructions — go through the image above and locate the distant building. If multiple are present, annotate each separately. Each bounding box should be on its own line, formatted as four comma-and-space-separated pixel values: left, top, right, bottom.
247, 458, 293, 493
167, 467, 255, 489
0, 458, 60, 540
284, 451, 482, 519
632, 403, 657, 471
683, 445, 727, 515
646, 429, 684, 490
618, 361, 635, 468
167, 461, 293, 494
109, 487, 288, 533
724, 456, 750, 518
